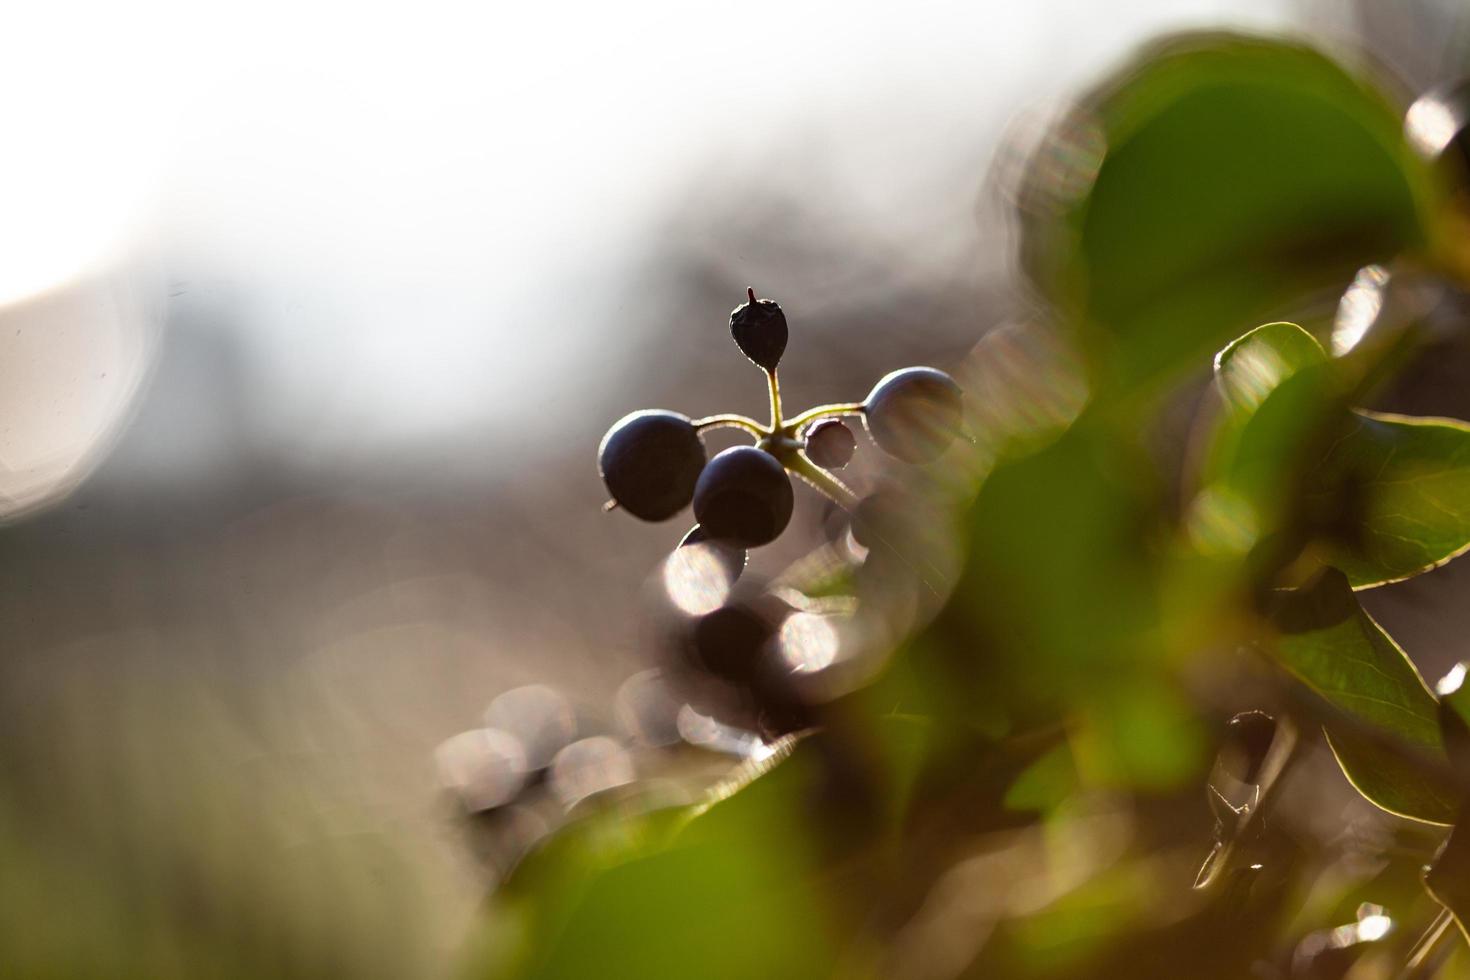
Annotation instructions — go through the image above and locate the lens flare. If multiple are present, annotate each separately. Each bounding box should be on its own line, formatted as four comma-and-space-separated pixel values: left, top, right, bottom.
1407, 95, 1461, 159
549, 736, 635, 809
484, 685, 576, 771
1332, 265, 1389, 356
434, 728, 527, 811
778, 612, 840, 673
1438, 662, 1467, 698
663, 542, 737, 615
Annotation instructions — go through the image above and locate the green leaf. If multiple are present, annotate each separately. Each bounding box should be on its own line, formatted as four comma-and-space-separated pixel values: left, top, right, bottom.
1311, 410, 1470, 587
1202, 322, 1335, 527
1191, 326, 1345, 576
1200, 323, 1470, 589
476, 719, 932, 979
1213, 321, 1328, 415
1266, 568, 1458, 824
1425, 803, 1470, 945
1023, 33, 1429, 390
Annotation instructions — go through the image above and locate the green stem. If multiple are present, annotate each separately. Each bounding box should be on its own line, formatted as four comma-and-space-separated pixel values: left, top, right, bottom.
786, 401, 866, 432
693, 414, 767, 436
783, 451, 860, 510
766, 369, 784, 429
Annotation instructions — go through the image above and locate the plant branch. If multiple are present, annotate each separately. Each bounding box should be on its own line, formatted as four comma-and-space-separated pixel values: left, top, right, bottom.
783, 451, 860, 510
766, 369, 784, 429
787, 402, 867, 432
693, 414, 767, 436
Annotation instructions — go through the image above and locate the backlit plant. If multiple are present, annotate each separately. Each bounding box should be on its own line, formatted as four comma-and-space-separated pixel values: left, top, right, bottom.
458, 31, 1470, 980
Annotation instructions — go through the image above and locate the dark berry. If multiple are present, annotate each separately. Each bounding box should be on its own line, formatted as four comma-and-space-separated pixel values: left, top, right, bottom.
804, 418, 856, 469
1219, 711, 1276, 784
677, 524, 747, 586
689, 602, 779, 684
693, 446, 794, 547
863, 366, 963, 462
851, 484, 916, 553
729, 288, 788, 372
598, 410, 706, 521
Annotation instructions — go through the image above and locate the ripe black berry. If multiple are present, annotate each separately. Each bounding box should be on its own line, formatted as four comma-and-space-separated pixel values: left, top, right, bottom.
729, 288, 788, 372
599, 410, 706, 521
804, 418, 856, 469
1219, 710, 1276, 784
863, 366, 963, 462
693, 446, 794, 547
850, 483, 922, 554
690, 602, 778, 684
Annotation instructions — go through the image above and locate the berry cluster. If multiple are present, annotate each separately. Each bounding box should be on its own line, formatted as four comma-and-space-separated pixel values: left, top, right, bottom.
598, 289, 964, 561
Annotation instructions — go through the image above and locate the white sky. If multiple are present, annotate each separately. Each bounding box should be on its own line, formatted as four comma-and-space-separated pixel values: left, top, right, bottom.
0, 0, 1297, 503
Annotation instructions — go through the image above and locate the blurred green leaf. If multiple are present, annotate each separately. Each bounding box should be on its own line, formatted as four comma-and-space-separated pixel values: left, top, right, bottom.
1190, 324, 1345, 586
1266, 568, 1458, 824
1214, 322, 1328, 415
1203, 322, 1470, 588
478, 719, 931, 979
1003, 744, 1077, 814
1310, 411, 1470, 587
939, 420, 1162, 713
1024, 33, 1429, 390
894, 417, 1219, 792
1201, 323, 1340, 548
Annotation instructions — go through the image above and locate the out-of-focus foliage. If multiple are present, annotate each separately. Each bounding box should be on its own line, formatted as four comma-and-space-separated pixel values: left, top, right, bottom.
1019, 34, 1430, 391
1205, 320, 1470, 589
1265, 568, 1457, 823
470, 716, 936, 979
467, 29, 1470, 979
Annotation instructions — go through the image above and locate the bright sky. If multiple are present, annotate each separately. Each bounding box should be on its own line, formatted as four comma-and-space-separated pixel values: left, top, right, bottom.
0, 0, 1296, 508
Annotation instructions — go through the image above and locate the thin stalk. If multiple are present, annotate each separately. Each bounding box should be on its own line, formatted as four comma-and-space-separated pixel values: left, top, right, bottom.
766, 368, 784, 429
693, 413, 767, 437
786, 401, 866, 432
783, 451, 860, 510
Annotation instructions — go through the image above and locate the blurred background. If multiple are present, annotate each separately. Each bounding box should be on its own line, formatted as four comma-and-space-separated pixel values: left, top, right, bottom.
6, 0, 1470, 976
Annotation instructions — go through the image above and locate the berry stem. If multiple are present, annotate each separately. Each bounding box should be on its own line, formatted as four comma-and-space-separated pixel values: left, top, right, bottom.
786, 401, 867, 432
783, 450, 860, 510
766, 368, 784, 429
693, 413, 768, 436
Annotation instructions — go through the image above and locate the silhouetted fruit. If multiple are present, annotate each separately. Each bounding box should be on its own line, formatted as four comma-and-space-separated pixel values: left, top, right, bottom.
805, 418, 856, 469
690, 602, 776, 685
851, 485, 915, 553
863, 366, 963, 462
1220, 711, 1277, 784
598, 410, 706, 521
729, 288, 788, 372
677, 524, 747, 585
693, 446, 794, 547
